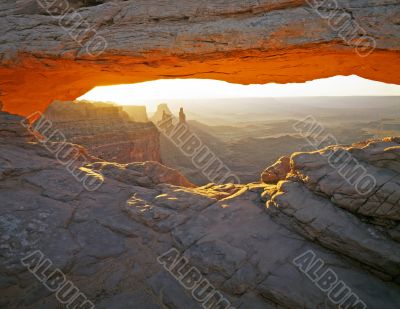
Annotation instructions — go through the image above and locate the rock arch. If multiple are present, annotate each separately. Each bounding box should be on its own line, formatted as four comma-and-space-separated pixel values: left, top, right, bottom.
0, 0, 399, 116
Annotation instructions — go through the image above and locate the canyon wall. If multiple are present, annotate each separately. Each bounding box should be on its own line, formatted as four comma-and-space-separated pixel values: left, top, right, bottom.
0, 0, 399, 116
41, 100, 161, 163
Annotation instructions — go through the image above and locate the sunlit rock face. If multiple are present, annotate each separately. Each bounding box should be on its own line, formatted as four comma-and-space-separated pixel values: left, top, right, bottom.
261, 155, 291, 184
41, 100, 161, 163
1, 111, 400, 308
1, 0, 399, 115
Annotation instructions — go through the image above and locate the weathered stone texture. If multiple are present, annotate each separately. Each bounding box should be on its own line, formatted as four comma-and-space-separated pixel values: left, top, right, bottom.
1, 111, 399, 308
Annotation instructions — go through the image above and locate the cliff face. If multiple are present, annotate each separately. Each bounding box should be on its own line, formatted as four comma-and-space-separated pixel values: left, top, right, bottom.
40, 101, 161, 163
1, 111, 399, 308
1, 0, 399, 116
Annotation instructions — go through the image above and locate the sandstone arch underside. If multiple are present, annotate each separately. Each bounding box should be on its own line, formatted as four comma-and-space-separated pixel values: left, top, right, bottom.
0, 0, 399, 116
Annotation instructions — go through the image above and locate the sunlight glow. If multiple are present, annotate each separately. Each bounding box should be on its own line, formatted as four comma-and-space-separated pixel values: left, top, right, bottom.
78, 75, 400, 111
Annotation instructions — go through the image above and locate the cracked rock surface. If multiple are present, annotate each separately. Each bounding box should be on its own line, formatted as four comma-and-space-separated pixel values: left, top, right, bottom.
1, 111, 399, 308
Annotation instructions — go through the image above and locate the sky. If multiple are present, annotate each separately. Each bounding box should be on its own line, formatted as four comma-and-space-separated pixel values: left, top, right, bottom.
78, 75, 400, 111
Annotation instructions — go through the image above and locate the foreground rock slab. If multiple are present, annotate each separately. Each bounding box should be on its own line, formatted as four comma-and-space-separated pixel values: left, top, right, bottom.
0, 111, 399, 308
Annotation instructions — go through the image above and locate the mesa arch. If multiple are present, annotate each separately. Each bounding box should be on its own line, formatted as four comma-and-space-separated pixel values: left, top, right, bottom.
0, 0, 399, 116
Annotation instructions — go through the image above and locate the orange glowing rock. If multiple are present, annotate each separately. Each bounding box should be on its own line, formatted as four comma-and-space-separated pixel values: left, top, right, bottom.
0, 0, 399, 116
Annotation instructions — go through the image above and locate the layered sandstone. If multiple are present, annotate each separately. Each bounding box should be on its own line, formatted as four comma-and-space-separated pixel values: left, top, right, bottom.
0, 0, 399, 116
1, 111, 399, 308
40, 100, 161, 163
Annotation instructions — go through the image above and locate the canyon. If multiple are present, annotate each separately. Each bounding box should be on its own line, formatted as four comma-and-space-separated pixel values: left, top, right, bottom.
156, 98, 400, 185
1, 109, 399, 308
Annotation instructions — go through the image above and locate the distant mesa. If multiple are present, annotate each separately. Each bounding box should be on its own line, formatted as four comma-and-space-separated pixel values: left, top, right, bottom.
121, 105, 149, 123
46, 100, 150, 123
44, 100, 130, 122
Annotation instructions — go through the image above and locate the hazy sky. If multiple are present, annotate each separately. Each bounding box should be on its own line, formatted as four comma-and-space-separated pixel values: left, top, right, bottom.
79, 75, 400, 111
